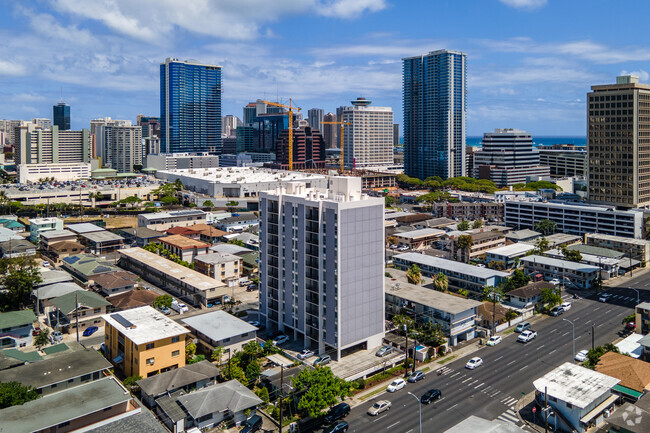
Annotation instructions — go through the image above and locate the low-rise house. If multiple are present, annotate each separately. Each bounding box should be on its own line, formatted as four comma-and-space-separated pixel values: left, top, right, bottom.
119, 227, 165, 247
533, 362, 620, 433
505, 229, 542, 243
156, 379, 263, 432
0, 349, 111, 396
394, 228, 445, 250
0, 310, 36, 348
138, 209, 207, 231
37, 269, 74, 287
520, 255, 600, 289
103, 306, 190, 378
40, 228, 77, 250
506, 281, 555, 309
188, 224, 227, 244
596, 351, 650, 402
28, 216, 63, 242
92, 270, 140, 297
0, 376, 139, 433
0, 218, 24, 232
0, 226, 22, 243
0, 238, 36, 258
194, 252, 242, 286
477, 302, 512, 330
51, 290, 111, 333
48, 240, 86, 261
66, 222, 105, 235
159, 235, 211, 263
585, 233, 650, 264
137, 360, 220, 407
215, 213, 259, 233
638, 334, 650, 361
33, 281, 84, 313
165, 226, 202, 239
80, 230, 125, 255
545, 248, 620, 279
107, 289, 159, 312
606, 400, 650, 433
412, 217, 456, 230
449, 230, 507, 262
485, 243, 536, 269
61, 253, 119, 283
181, 310, 257, 355
222, 232, 259, 250
241, 251, 259, 276
260, 365, 307, 399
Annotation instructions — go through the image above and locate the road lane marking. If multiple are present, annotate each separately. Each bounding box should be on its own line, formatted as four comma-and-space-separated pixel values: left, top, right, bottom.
584, 320, 591, 325
549, 349, 557, 354
519, 364, 529, 371
506, 359, 517, 366
450, 403, 458, 410
387, 421, 401, 429
494, 356, 504, 362
535, 344, 546, 350
475, 382, 485, 389
561, 332, 569, 337
576, 335, 582, 340
462, 377, 472, 383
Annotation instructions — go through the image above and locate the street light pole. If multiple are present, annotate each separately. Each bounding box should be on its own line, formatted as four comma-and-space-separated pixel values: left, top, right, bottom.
407, 392, 422, 433
632, 288, 640, 305
563, 318, 575, 358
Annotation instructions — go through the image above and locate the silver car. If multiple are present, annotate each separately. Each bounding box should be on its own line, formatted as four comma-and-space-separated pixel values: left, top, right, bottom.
367, 400, 391, 416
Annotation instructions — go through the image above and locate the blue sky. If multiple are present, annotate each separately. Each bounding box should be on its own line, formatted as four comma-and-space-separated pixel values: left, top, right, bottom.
1, 0, 650, 135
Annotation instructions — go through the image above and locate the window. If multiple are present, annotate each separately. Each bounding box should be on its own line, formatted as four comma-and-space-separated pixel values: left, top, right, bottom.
146, 357, 155, 365
94, 308, 101, 314
171, 336, 180, 343
58, 421, 70, 428
146, 343, 154, 350
103, 406, 112, 412
81, 374, 91, 381
51, 383, 57, 389
172, 350, 180, 357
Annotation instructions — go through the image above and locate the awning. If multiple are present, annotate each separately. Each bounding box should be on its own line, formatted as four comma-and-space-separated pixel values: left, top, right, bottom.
580, 394, 618, 424
112, 354, 124, 363
266, 354, 294, 367
612, 384, 644, 400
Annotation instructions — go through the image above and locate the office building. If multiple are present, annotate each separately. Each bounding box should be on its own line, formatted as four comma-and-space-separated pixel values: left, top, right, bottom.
341, 98, 394, 169
588, 75, 650, 208
18, 162, 92, 184
272, 125, 326, 169
538, 147, 587, 177
393, 123, 399, 147
31, 118, 51, 130
504, 200, 643, 238
307, 108, 324, 131
15, 125, 90, 165
259, 177, 385, 359
136, 115, 160, 138
160, 58, 222, 154
96, 124, 142, 173
473, 129, 550, 186
403, 49, 467, 179
146, 152, 219, 171
323, 112, 338, 148
243, 103, 257, 126
222, 115, 239, 138
53, 102, 70, 131
236, 126, 255, 152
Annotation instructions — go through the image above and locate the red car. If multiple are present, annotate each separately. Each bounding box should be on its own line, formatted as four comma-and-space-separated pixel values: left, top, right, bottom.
626, 322, 636, 331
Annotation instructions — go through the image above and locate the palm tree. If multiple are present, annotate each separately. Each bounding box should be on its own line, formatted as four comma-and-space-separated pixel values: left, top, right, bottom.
406, 264, 421, 285
433, 272, 448, 292
483, 285, 505, 336
456, 235, 473, 262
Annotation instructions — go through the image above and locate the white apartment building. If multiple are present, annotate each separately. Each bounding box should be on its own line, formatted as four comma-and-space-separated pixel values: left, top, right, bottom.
342, 98, 394, 169
18, 162, 92, 184
259, 177, 385, 359
29, 217, 63, 242
15, 125, 91, 165
95, 124, 142, 173
146, 153, 220, 171
137, 210, 207, 231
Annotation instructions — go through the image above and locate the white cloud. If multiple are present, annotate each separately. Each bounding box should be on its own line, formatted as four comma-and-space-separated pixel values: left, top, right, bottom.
621, 69, 650, 82
10, 93, 47, 102
19, 8, 97, 46
316, 40, 447, 58
0, 60, 25, 75
315, 0, 387, 19
499, 0, 547, 10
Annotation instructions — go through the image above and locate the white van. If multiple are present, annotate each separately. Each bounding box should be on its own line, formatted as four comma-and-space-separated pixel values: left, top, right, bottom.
171, 300, 189, 314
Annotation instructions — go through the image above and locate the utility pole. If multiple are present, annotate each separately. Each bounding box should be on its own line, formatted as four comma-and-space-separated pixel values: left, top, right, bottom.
75, 291, 80, 343
544, 386, 549, 433
279, 365, 284, 433
404, 324, 409, 377
563, 318, 575, 358
592, 324, 595, 350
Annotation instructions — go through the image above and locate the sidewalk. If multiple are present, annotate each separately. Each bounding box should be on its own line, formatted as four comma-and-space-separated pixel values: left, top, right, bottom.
603, 267, 650, 288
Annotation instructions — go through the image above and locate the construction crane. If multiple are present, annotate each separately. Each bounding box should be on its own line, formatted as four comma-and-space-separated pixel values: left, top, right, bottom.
321, 120, 352, 173
262, 99, 301, 170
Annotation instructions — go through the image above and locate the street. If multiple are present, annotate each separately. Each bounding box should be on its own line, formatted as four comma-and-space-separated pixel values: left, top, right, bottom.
344, 289, 638, 433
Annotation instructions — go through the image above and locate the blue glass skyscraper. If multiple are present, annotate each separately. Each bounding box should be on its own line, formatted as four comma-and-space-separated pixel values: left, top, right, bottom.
160, 58, 222, 154
53, 102, 70, 131
403, 50, 467, 180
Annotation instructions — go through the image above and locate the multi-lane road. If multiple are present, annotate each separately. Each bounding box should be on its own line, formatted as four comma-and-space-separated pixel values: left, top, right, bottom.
344, 287, 642, 433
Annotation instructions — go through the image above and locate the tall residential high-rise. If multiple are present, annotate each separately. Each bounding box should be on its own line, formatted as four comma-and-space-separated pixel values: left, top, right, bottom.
472, 129, 550, 186
323, 113, 338, 148
393, 124, 399, 147
259, 177, 385, 359
15, 125, 90, 165
96, 124, 142, 173
160, 58, 222, 154
31, 118, 51, 130
90, 118, 132, 159
307, 108, 324, 131
136, 115, 160, 139
341, 98, 394, 169
243, 103, 257, 126
53, 102, 70, 131
588, 75, 650, 208
403, 49, 467, 179
222, 115, 240, 138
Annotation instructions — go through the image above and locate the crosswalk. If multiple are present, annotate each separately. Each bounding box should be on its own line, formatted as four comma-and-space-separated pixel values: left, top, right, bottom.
609, 294, 638, 303
496, 396, 521, 426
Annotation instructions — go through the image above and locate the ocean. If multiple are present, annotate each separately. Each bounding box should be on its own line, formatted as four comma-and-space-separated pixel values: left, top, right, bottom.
466, 136, 586, 148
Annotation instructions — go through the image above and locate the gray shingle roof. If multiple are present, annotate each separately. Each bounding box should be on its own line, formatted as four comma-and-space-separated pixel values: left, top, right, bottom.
177, 380, 263, 419
50, 290, 110, 315
86, 410, 168, 433
137, 360, 220, 397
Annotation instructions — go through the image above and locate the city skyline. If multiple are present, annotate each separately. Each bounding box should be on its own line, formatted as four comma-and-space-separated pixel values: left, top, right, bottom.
1, 1, 650, 135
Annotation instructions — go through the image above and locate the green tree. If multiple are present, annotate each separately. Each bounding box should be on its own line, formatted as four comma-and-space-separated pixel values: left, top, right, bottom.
456, 235, 473, 262
292, 367, 350, 418
173, 179, 184, 190
0, 382, 40, 409
510, 269, 531, 288
0, 257, 42, 311
153, 295, 173, 309
472, 220, 483, 229
255, 386, 270, 404
188, 354, 206, 364
122, 375, 143, 390
534, 237, 550, 254
432, 272, 448, 292
385, 195, 396, 207
457, 220, 470, 231
34, 329, 50, 349
622, 313, 636, 325
540, 288, 562, 309
488, 260, 506, 271
561, 246, 582, 262
535, 219, 557, 236
416, 321, 446, 347
160, 195, 179, 206
226, 200, 239, 211
223, 363, 247, 385
584, 344, 620, 369
228, 239, 245, 247
245, 360, 261, 384
483, 285, 505, 334
391, 313, 414, 330
211, 346, 224, 364
202, 200, 214, 208
185, 342, 197, 362
505, 310, 519, 322
406, 264, 421, 285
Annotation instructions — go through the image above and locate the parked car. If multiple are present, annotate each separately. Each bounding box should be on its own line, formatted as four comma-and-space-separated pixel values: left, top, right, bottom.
389, 244, 398, 249
549, 278, 561, 286
324, 403, 351, 424
561, 302, 572, 311
625, 322, 636, 331
387, 378, 406, 392
518, 330, 538, 343
575, 350, 589, 362
420, 389, 442, 404
247, 321, 260, 328
159, 306, 171, 315
367, 400, 391, 416
170, 301, 188, 314
273, 335, 289, 345
599, 293, 611, 303
323, 421, 348, 433
49, 330, 63, 344
313, 355, 331, 367
82, 326, 98, 337
240, 415, 263, 433
465, 357, 483, 369
397, 245, 409, 252
32, 326, 41, 336
515, 322, 531, 333
408, 370, 426, 383
486, 336, 502, 346
375, 345, 395, 357
550, 306, 565, 316
297, 349, 315, 360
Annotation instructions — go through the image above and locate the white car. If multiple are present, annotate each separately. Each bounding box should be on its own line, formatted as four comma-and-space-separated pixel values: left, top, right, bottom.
599, 293, 611, 303
549, 278, 561, 286
171, 301, 188, 314
386, 378, 406, 393
273, 335, 289, 345
575, 350, 589, 362
465, 357, 483, 369
297, 349, 315, 360
367, 400, 391, 416
561, 302, 572, 311
518, 330, 538, 343
486, 336, 502, 346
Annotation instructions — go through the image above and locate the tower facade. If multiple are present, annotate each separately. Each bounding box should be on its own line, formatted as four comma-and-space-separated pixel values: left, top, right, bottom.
341, 98, 394, 169
53, 102, 70, 131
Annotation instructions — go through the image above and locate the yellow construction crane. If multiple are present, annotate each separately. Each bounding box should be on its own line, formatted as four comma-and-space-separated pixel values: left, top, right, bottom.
321, 120, 351, 173
262, 99, 301, 170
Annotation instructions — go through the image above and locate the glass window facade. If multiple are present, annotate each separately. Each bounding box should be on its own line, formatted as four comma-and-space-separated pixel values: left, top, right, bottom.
53, 103, 70, 131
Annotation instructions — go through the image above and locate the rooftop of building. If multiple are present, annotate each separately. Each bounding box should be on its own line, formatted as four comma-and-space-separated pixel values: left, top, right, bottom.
51, 290, 110, 315
0, 310, 36, 329
0, 238, 35, 251
194, 252, 241, 265
61, 253, 119, 277
84, 410, 168, 433
394, 252, 511, 279
505, 229, 541, 240
92, 270, 139, 291
209, 243, 250, 255
485, 243, 536, 257
507, 281, 555, 299
157, 166, 327, 184
28, 217, 62, 225
137, 360, 220, 397
107, 289, 159, 310
218, 214, 260, 224
595, 351, 650, 393
37, 269, 73, 287
415, 217, 457, 228
545, 248, 620, 266
185, 224, 227, 238
385, 269, 482, 314
66, 222, 105, 234
263, 176, 380, 204
533, 362, 620, 408
176, 379, 262, 420
49, 240, 85, 252
521, 255, 601, 272
138, 209, 206, 221
39, 229, 76, 240
445, 415, 527, 433
119, 226, 165, 238
0, 377, 132, 433
33, 281, 83, 300
0, 349, 111, 389
102, 306, 189, 345
182, 310, 257, 343
566, 244, 625, 259
395, 228, 446, 239
585, 232, 650, 246
522, 233, 582, 247
159, 234, 211, 249
80, 230, 124, 243
165, 226, 201, 236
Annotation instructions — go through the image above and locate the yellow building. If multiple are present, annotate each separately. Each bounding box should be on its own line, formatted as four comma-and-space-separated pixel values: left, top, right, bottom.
102, 306, 189, 378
